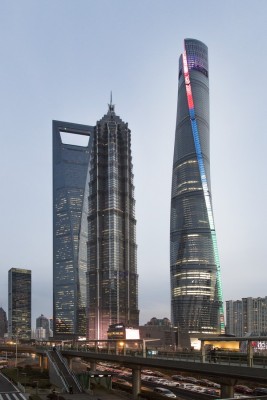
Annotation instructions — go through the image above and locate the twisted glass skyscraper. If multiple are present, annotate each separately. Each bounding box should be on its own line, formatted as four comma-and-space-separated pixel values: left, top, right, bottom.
170, 39, 225, 344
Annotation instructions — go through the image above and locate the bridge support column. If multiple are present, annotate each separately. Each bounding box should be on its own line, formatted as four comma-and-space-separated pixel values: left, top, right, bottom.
247, 340, 253, 367
39, 355, 48, 372
90, 360, 96, 371
220, 379, 236, 399
67, 357, 73, 370
200, 341, 205, 363
132, 366, 141, 399
142, 340, 146, 357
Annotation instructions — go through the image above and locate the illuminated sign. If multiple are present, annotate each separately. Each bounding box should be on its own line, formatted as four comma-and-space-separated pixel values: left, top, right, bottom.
252, 341, 267, 350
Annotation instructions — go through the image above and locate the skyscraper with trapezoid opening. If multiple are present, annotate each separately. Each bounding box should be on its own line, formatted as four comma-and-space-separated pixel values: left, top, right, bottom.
53, 120, 93, 339
170, 39, 225, 346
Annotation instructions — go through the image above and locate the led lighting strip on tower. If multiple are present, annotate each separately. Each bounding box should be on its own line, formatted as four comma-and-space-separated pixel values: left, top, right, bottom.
182, 50, 225, 332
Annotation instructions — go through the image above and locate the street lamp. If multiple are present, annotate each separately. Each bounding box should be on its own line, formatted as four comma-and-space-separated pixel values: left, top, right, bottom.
21, 372, 27, 392
15, 335, 18, 367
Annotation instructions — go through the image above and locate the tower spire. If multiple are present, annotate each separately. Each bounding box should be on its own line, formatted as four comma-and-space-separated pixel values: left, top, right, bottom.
108, 91, 115, 113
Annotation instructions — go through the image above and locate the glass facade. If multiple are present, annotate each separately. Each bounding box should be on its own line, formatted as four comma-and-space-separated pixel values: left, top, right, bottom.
53, 120, 93, 338
87, 103, 139, 339
8, 268, 31, 340
170, 39, 225, 342
0, 307, 8, 338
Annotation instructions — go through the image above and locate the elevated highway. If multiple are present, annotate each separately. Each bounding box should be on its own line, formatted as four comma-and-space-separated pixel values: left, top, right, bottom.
1, 344, 267, 398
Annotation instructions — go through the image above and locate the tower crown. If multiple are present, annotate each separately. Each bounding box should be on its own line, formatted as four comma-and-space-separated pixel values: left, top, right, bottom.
108, 92, 115, 114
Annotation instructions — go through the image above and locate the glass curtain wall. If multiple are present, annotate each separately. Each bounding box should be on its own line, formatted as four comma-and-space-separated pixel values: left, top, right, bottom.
53, 121, 93, 338
170, 39, 225, 345
87, 104, 139, 340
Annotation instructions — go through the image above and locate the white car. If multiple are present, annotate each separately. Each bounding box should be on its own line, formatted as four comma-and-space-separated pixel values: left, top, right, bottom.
179, 383, 196, 390
153, 387, 176, 398
166, 381, 180, 387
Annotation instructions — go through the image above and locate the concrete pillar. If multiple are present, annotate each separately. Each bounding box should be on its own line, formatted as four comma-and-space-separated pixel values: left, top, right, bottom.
39, 355, 48, 372
115, 342, 119, 355
220, 383, 234, 399
247, 340, 253, 367
39, 355, 43, 370
67, 357, 73, 370
132, 366, 141, 400
200, 341, 205, 363
90, 360, 96, 371
142, 340, 146, 357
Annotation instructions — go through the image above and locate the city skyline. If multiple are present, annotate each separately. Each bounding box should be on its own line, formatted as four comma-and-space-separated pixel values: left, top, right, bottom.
0, 1, 267, 325
170, 39, 224, 345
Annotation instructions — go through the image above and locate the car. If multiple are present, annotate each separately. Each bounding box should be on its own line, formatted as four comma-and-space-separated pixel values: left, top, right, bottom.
179, 383, 196, 390
153, 387, 176, 398
153, 371, 166, 377
166, 381, 180, 387
199, 378, 219, 387
252, 387, 267, 396
154, 379, 169, 385
191, 386, 206, 393
234, 385, 253, 394
171, 374, 184, 381
182, 376, 198, 383
203, 388, 220, 395
112, 378, 131, 386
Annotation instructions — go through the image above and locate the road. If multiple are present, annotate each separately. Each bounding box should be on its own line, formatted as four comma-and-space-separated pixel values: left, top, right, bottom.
0, 372, 26, 400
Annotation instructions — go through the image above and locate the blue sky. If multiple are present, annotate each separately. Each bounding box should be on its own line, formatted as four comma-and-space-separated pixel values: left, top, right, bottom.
0, 0, 267, 327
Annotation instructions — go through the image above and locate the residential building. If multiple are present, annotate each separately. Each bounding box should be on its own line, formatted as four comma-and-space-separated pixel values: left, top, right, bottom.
36, 314, 50, 339
8, 268, 31, 340
170, 39, 225, 347
145, 317, 171, 327
226, 297, 267, 336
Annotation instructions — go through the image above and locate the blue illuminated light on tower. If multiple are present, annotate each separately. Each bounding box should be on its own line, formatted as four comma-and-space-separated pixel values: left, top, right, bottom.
170, 39, 225, 345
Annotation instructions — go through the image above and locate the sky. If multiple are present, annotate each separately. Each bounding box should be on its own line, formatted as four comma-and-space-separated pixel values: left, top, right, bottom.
0, 0, 267, 328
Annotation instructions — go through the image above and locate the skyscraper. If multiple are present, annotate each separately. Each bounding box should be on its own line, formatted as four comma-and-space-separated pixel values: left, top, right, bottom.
8, 268, 31, 340
170, 39, 225, 345
0, 307, 8, 338
36, 314, 50, 339
53, 120, 93, 338
53, 104, 139, 340
87, 101, 139, 339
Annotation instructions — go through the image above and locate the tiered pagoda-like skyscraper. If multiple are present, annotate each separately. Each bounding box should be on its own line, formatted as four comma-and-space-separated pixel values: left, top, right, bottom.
87, 102, 139, 339
170, 39, 225, 345
53, 103, 139, 340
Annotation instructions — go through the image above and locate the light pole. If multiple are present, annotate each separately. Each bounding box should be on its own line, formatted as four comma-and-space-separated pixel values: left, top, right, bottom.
15, 335, 18, 367
21, 372, 27, 392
